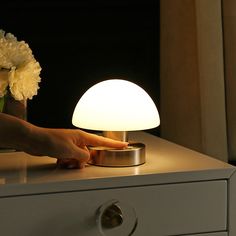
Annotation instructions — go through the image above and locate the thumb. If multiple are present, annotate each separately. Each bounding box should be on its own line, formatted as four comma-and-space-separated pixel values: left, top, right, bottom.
57, 145, 90, 169
71, 144, 90, 162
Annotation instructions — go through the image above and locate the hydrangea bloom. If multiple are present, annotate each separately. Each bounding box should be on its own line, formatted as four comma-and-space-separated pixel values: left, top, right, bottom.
0, 30, 41, 100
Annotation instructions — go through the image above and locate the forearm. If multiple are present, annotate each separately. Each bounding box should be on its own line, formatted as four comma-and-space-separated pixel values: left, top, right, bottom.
0, 113, 128, 166
0, 113, 34, 151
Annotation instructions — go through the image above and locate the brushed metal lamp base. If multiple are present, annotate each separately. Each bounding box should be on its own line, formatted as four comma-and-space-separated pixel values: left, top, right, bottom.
87, 131, 145, 167
88, 143, 145, 167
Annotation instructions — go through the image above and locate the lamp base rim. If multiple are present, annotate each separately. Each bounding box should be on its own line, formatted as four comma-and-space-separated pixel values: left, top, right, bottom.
88, 142, 145, 167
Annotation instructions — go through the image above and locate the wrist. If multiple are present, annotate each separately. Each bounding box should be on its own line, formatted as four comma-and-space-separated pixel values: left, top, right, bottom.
13, 119, 36, 151
20, 124, 47, 156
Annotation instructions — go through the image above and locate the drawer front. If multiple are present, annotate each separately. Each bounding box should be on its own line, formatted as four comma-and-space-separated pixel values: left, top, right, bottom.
0, 180, 227, 236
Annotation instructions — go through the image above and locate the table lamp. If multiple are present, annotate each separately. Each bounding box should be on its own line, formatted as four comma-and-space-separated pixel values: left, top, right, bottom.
72, 79, 160, 167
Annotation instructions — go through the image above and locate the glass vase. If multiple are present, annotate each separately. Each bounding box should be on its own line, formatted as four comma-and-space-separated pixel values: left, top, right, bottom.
0, 71, 27, 152
0, 95, 27, 152
2, 93, 27, 120
0, 69, 27, 120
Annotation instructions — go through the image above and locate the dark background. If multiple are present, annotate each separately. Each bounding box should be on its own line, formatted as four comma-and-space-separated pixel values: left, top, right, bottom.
1, 0, 160, 135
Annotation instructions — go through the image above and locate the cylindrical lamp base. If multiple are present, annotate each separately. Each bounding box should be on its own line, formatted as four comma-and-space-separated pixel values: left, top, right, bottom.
88, 143, 145, 167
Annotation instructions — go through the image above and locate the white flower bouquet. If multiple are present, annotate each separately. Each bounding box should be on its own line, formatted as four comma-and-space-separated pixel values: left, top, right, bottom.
0, 30, 42, 112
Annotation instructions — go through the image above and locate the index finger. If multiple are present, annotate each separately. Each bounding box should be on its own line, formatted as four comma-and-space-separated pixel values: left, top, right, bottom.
82, 131, 128, 148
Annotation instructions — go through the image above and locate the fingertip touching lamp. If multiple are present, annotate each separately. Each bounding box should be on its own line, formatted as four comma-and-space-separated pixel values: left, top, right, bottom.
72, 79, 160, 167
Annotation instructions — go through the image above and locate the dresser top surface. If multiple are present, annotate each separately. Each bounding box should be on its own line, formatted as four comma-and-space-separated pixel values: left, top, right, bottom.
0, 132, 235, 196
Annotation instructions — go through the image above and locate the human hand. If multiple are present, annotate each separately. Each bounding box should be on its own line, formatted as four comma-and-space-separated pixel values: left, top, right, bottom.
0, 113, 127, 168
26, 127, 128, 169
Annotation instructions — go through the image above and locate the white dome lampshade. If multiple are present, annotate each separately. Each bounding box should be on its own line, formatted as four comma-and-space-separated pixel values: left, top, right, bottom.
72, 79, 160, 131
72, 79, 160, 167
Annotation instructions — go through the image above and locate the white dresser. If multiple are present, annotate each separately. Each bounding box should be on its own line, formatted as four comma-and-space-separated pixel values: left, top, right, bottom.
0, 132, 235, 236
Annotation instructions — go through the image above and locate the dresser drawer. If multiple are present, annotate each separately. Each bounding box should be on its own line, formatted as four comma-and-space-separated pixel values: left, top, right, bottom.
0, 180, 227, 236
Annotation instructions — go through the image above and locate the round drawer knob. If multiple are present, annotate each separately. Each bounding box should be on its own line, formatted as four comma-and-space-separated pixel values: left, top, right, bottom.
96, 199, 138, 236
101, 203, 123, 229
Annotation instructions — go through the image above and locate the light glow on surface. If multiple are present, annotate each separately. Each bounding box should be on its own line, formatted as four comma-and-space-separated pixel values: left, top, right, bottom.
72, 79, 160, 131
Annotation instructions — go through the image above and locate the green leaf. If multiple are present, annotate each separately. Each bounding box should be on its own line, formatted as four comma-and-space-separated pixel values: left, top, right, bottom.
0, 96, 5, 112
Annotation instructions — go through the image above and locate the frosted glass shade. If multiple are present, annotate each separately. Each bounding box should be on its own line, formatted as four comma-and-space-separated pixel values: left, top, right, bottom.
72, 79, 160, 131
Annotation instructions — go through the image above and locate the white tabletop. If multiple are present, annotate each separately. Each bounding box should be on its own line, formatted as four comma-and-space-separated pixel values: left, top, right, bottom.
0, 132, 234, 197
